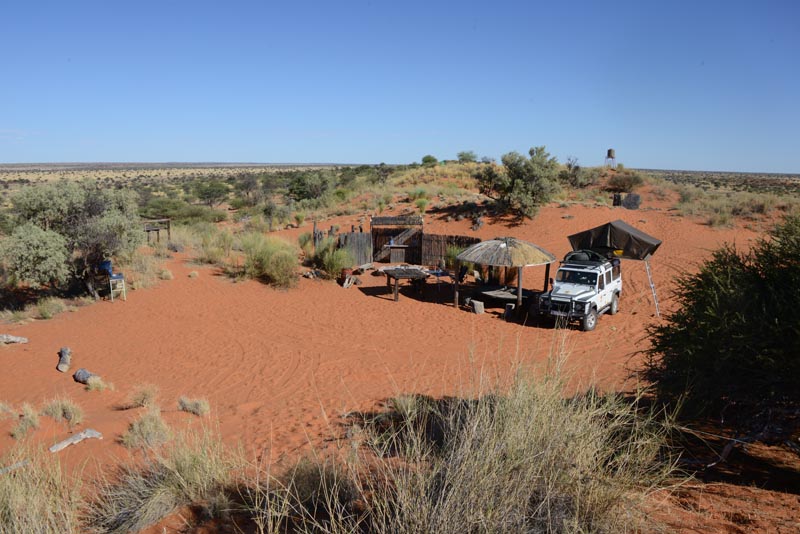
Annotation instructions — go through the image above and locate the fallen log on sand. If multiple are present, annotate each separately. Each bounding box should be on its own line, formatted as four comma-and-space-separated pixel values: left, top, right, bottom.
57, 347, 72, 373
49, 429, 103, 453
0, 334, 28, 345
0, 460, 29, 475
72, 368, 97, 384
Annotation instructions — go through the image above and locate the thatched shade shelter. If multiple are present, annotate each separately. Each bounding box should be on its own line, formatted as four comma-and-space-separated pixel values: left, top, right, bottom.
454, 237, 556, 310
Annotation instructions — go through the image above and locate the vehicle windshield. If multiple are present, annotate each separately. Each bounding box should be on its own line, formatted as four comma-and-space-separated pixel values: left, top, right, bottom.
556, 269, 597, 287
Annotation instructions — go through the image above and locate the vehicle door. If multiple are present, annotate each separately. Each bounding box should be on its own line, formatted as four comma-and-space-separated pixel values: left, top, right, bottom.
598, 269, 613, 309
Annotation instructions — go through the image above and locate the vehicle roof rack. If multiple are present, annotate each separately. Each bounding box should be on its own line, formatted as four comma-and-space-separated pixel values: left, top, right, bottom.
561, 249, 609, 266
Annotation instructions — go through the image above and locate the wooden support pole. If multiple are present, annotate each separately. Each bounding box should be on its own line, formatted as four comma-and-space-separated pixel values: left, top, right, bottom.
516, 266, 523, 310
394, 278, 400, 301
543, 263, 551, 291
453, 261, 460, 307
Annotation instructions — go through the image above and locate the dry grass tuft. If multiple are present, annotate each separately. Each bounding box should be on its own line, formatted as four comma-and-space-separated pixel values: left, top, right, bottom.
188, 270, 199, 278
85, 375, 113, 392
178, 396, 210, 417
0, 444, 82, 533
87, 428, 238, 533
11, 403, 40, 440
120, 408, 171, 449
124, 384, 159, 409
158, 269, 174, 280
41, 398, 83, 428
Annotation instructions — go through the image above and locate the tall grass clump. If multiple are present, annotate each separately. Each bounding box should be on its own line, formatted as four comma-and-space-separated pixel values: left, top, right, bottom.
0, 445, 82, 533
341, 366, 675, 533
87, 428, 238, 533
41, 398, 83, 429
120, 408, 171, 449
240, 232, 298, 288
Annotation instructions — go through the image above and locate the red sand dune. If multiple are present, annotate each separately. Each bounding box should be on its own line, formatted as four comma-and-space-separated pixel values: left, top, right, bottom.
2, 198, 798, 532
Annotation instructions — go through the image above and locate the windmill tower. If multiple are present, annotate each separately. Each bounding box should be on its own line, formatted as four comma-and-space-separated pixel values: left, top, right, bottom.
605, 148, 616, 169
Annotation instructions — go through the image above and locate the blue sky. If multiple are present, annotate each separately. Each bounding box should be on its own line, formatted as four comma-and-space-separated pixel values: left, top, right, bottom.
1, 1, 798, 172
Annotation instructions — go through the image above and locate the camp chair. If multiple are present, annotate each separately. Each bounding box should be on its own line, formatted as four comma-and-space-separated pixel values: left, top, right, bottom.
99, 260, 126, 302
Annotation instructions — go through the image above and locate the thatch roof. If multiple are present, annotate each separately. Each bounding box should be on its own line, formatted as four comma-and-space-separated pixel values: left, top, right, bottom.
456, 237, 556, 267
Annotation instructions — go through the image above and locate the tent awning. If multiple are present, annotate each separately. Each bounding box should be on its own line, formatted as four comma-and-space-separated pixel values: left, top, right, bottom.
567, 220, 661, 260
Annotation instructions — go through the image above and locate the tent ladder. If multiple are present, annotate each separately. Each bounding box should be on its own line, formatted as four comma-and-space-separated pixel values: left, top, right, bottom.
644, 259, 660, 318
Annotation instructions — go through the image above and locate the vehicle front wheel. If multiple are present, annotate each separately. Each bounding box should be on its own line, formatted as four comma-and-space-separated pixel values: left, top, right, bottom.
582, 308, 598, 331
610, 293, 619, 315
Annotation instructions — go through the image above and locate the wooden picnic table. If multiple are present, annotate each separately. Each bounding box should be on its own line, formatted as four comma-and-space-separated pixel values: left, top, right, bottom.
383, 267, 430, 301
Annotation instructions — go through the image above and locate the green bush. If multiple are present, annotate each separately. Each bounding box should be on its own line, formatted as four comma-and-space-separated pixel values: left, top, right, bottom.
8, 181, 144, 295
644, 216, 800, 420
605, 170, 644, 193
474, 146, 560, 218
1, 224, 69, 286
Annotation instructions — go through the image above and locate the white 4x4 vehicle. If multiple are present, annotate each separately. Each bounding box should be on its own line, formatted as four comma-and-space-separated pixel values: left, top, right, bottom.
538, 250, 622, 331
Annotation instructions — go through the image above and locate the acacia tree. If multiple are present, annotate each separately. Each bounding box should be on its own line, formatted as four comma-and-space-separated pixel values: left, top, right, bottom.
194, 180, 229, 207
4, 180, 143, 297
457, 150, 477, 163
475, 146, 560, 217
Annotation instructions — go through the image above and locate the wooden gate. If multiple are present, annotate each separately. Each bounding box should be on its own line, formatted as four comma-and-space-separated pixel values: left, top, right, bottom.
338, 232, 373, 266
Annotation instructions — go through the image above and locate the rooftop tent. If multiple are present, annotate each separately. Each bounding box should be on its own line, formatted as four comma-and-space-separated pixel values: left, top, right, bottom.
567, 220, 661, 261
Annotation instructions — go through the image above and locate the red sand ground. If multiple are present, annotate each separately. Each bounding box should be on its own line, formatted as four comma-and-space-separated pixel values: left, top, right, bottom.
1, 196, 798, 532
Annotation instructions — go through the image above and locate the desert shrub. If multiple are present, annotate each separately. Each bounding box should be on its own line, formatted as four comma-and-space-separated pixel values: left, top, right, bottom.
0, 223, 70, 286
645, 216, 800, 422
421, 154, 438, 167
294, 211, 306, 227
287, 171, 336, 202
316, 243, 353, 278
178, 396, 210, 417
407, 187, 429, 201
11, 403, 39, 439
415, 198, 429, 213
194, 180, 230, 207
158, 269, 174, 280
121, 408, 171, 449
240, 232, 298, 288
36, 297, 66, 319
474, 146, 560, 218
88, 429, 237, 533
8, 181, 143, 296
0, 444, 82, 533
140, 197, 226, 224
605, 170, 644, 193
125, 384, 159, 409
41, 398, 83, 428
188, 270, 199, 278
558, 158, 600, 189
